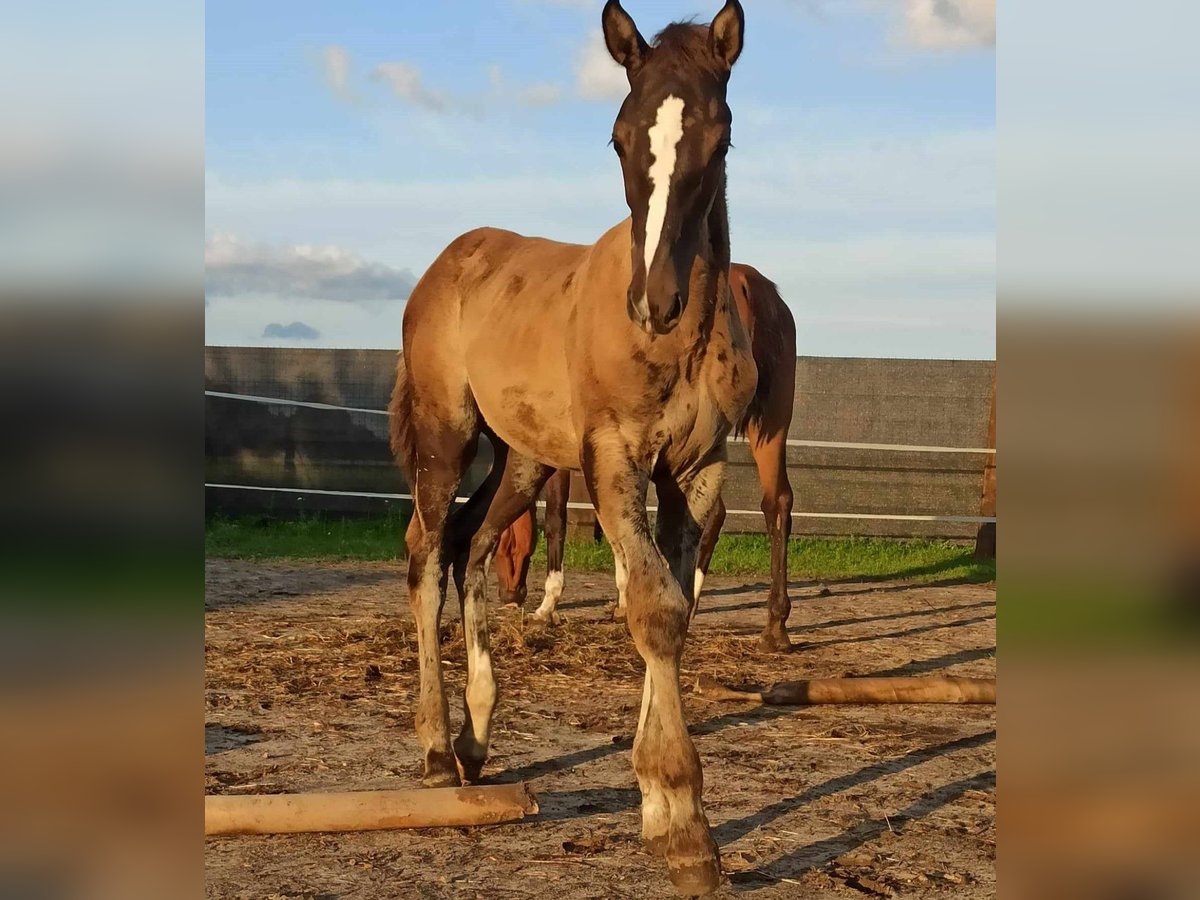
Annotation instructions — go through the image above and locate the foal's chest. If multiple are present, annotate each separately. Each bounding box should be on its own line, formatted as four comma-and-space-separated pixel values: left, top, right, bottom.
654, 328, 757, 465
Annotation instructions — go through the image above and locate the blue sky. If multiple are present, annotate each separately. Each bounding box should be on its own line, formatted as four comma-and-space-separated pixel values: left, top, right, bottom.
205, 0, 994, 358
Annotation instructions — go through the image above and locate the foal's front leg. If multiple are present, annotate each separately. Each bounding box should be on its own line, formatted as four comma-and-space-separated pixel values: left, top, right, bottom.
584, 443, 721, 896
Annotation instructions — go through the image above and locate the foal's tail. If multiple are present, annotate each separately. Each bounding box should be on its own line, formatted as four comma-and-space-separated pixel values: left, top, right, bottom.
388, 351, 417, 480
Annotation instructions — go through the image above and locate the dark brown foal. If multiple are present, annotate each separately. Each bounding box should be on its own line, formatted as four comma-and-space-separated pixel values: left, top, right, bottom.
391, 4, 752, 893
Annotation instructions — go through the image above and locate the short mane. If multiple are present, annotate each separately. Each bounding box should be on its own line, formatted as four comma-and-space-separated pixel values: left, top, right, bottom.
651, 22, 722, 78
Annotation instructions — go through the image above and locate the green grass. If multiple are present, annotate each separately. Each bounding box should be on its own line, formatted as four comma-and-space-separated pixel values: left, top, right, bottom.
205, 513, 411, 562
206, 514, 994, 585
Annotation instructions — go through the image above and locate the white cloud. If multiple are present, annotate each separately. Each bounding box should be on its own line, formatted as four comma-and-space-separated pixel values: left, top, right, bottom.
206, 292, 404, 348
321, 45, 355, 102
206, 120, 994, 356
575, 30, 628, 100
205, 233, 415, 302
898, 0, 995, 50
367, 60, 562, 114
263, 321, 320, 340
487, 65, 564, 108
731, 127, 994, 221
520, 82, 564, 107
370, 61, 448, 111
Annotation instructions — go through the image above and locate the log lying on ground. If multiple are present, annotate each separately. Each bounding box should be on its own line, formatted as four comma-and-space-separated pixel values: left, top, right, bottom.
694, 674, 995, 705
205, 783, 539, 836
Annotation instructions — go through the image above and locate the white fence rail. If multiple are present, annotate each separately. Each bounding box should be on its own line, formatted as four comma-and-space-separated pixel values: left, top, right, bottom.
205, 390, 996, 525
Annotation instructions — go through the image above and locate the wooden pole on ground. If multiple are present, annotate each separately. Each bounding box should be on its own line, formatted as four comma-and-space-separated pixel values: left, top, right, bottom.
205, 783, 539, 836
695, 674, 995, 705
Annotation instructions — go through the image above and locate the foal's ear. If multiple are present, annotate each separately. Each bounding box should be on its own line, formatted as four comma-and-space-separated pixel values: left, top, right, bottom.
709, 0, 745, 73
602, 0, 648, 73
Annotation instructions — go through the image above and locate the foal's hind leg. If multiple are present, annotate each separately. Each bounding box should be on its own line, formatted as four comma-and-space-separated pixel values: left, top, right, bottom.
407, 432, 477, 787
453, 451, 554, 782
446, 439, 507, 603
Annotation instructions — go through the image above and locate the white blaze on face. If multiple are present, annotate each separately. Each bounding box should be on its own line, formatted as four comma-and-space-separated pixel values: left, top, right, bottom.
641, 95, 686, 310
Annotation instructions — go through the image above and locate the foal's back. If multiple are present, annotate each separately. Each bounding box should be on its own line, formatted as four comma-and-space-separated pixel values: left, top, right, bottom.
401, 221, 627, 470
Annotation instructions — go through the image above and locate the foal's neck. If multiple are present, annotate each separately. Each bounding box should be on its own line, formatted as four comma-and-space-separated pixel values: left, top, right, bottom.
690, 175, 731, 331
703, 176, 731, 273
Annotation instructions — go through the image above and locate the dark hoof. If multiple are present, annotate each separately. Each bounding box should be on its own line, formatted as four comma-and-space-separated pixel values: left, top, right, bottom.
611, 604, 627, 623
421, 768, 462, 788
668, 856, 723, 896
457, 761, 485, 784
422, 749, 462, 787
758, 627, 792, 653
452, 739, 486, 784
816, 582, 832, 597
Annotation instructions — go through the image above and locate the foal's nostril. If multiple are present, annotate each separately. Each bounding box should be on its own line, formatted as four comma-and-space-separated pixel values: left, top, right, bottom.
664, 292, 683, 325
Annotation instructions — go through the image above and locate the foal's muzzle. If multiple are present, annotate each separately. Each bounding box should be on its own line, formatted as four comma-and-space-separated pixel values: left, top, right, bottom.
628, 289, 685, 336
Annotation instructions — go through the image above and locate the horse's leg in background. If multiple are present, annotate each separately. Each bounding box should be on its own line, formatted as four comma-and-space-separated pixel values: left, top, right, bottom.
452, 452, 553, 781
747, 418, 795, 652
693, 496, 726, 606
531, 468, 570, 623
584, 437, 721, 893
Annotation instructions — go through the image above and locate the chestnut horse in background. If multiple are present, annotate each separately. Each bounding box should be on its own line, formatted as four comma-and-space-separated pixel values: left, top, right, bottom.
390, 4, 751, 893
497, 263, 798, 650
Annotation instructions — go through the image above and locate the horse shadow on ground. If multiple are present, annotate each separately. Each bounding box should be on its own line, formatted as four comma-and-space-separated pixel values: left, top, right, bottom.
533, 787, 642, 822
867, 645, 995, 677
785, 613, 996, 652
714, 610, 996, 647
488, 694, 996, 828
701, 570, 991, 607
711, 729, 995, 847
728, 768, 997, 892
697, 596, 994, 630
490, 703, 814, 789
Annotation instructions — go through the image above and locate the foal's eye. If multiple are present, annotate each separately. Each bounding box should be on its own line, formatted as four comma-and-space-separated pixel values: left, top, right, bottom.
611, 137, 626, 159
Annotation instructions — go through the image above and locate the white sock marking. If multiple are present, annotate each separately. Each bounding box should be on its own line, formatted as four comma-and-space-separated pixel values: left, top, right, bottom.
693, 567, 706, 603
533, 570, 564, 620
642, 95, 686, 308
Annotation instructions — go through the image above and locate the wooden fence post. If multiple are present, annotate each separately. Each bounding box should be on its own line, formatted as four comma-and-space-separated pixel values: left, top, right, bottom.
974, 372, 996, 560
565, 470, 598, 542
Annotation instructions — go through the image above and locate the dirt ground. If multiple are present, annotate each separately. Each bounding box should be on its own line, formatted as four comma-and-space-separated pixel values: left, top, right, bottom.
205, 559, 996, 899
